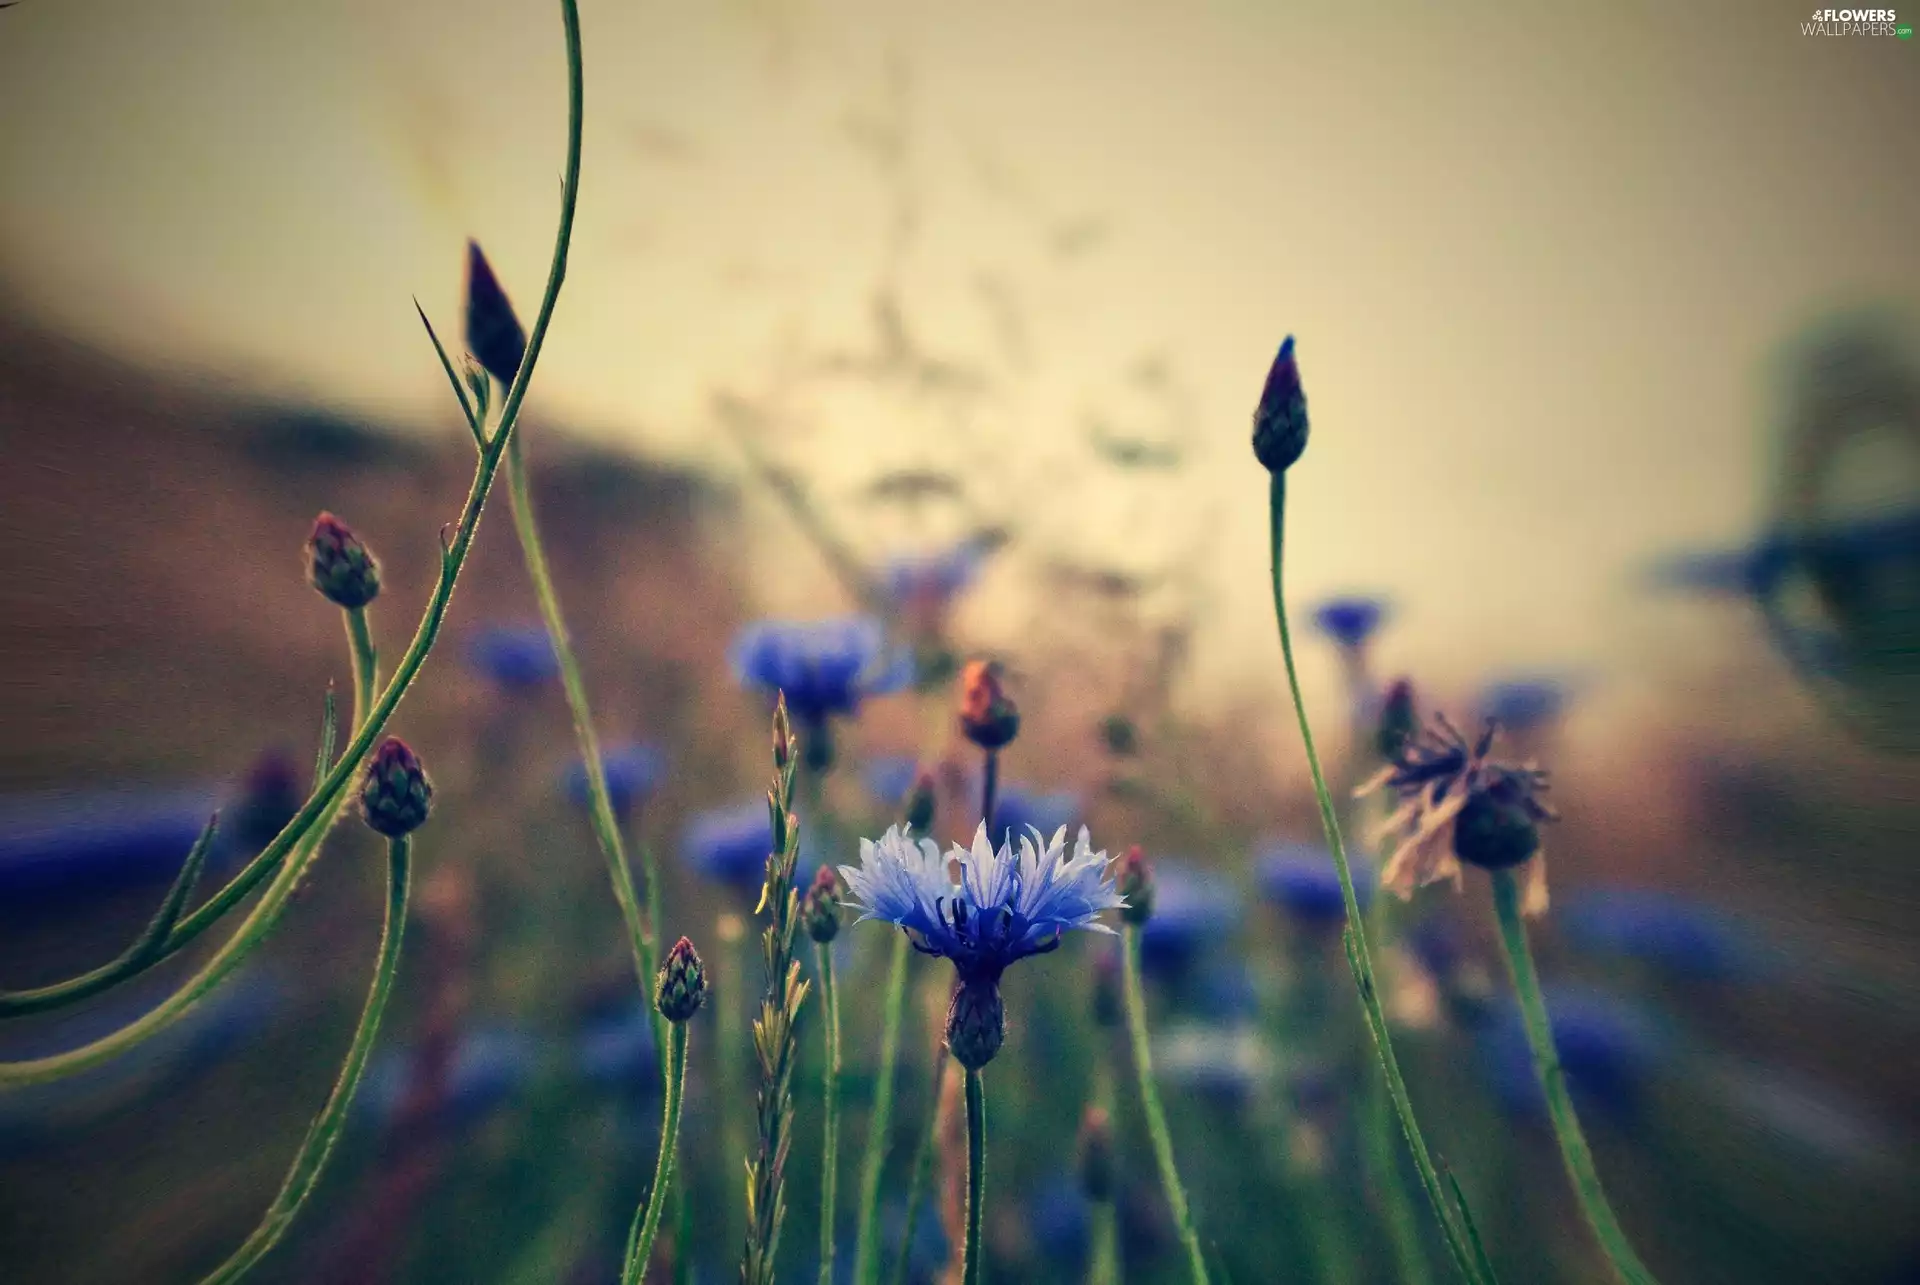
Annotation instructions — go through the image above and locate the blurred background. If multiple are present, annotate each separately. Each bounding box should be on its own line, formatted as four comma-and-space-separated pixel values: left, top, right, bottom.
0, 1, 1917, 1282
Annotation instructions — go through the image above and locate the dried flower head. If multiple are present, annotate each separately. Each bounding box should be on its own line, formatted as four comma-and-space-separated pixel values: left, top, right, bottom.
655, 936, 708, 1024
1357, 714, 1558, 916
359, 737, 433, 838
801, 865, 842, 943
307, 512, 381, 610
957, 659, 1021, 751
1251, 335, 1310, 473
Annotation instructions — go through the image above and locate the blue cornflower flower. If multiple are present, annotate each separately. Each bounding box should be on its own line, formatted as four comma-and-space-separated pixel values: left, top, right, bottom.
1255, 841, 1374, 928
0, 785, 225, 900
1026, 1177, 1092, 1269
681, 800, 821, 895
562, 742, 666, 819
1481, 988, 1665, 1123
1557, 889, 1759, 982
881, 540, 988, 613
1476, 674, 1574, 734
729, 616, 913, 728
466, 624, 560, 691
1136, 860, 1240, 977
992, 785, 1081, 847
1310, 595, 1391, 650
574, 1004, 658, 1091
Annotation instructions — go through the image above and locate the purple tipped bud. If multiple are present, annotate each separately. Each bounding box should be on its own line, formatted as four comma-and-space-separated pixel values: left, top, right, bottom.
655, 936, 708, 1023
802, 866, 842, 943
1252, 335, 1310, 473
307, 512, 380, 610
945, 979, 1006, 1070
904, 769, 938, 833
464, 240, 528, 388
1376, 678, 1419, 762
359, 738, 433, 837
1078, 1105, 1116, 1201
1116, 845, 1154, 926
958, 660, 1020, 751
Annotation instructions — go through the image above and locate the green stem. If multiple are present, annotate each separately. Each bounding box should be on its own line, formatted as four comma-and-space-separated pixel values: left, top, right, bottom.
1267, 471, 1481, 1282
504, 431, 662, 1053
1120, 928, 1209, 1285
623, 1022, 690, 1284
1363, 1056, 1435, 1285
1489, 871, 1661, 1285
345, 606, 379, 735
850, 932, 910, 1285
963, 1066, 985, 1285
887, 1049, 946, 1285
1087, 1060, 1119, 1285
0, 0, 584, 1021
818, 943, 843, 1285
198, 835, 413, 1284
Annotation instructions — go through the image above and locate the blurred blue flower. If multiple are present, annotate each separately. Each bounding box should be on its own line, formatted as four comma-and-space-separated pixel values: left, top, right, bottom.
0, 785, 225, 900
680, 800, 822, 895
1191, 959, 1262, 1022
862, 755, 922, 809
1255, 841, 1373, 928
1482, 988, 1665, 1123
563, 742, 666, 819
840, 824, 1124, 985
1310, 595, 1391, 650
881, 540, 988, 612
1026, 1176, 1091, 1268
1476, 675, 1574, 734
574, 1004, 658, 1090
729, 616, 913, 725
1647, 540, 1786, 599
880, 1201, 950, 1281
1155, 1025, 1264, 1103
1137, 860, 1240, 976
992, 785, 1081, 848
1558, 889, 1760, 982
359, 1025, 541, 1133
467, 625, 560, 691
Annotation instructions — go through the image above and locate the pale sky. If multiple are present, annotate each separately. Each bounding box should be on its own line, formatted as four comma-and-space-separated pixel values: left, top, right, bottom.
2, 0, 1917, 715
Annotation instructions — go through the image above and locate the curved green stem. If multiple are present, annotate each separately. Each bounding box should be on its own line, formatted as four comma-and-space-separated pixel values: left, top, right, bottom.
0, 0, 584, 1022
1267, 471, 1482, 1282
1489, 871, 1661, 1285
1120, 928, 1209, 1285
818, 943, 843, 1285
503, 431, 660, 1055
345, 606, 379, 735
198, 835, 413, 1284
963, 1066, 985, 1285
623, 1021, 690, 1285
1363, 1057, 1435, 1285
850, 931, 910, 1285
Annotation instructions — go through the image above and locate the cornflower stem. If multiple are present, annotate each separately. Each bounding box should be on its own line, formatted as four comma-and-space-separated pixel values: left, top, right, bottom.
1363, 1051, 1435, 1285
504, 431, 660, 1040
850, 932, 911, 1285
980, 749, 999, 836
1488, 871, 1660, 1285
1266, 472, 1482, 1283
1120, 928, 1209, 1285
345, 606, 380, 734
817, 942, 843, 1285
623, 1021, 690, 1285
887, 1044, 947, 1285
0, 0, 583, 1022
962, 1066, 986, 1285
199, 835, 412, 1284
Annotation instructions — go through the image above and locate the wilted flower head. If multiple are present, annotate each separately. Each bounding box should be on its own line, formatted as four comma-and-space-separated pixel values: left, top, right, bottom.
1358, 714, 1557, 917
1251, 335, 1310, 473
562, 743, 665, 820
359, 738, 433, 838
306, 512, 381, 610
840, 823, 1124, 986
1255, 841, 1373, 928
957, 659, 1020, 751
1310, 595, 1390, 651
730, 616, 912, 730
466, 625, 560, 692
464, 240, 527, 388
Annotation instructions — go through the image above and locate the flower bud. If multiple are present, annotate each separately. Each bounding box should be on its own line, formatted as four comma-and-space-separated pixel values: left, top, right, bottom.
655, 936, 709, 1024
1251, 335, 1310, 474
957, 660, 1020, 752
802, 866, 842, 943
904, 769, 938, 833
359, 737, 433, 837
1115, 844, 1154, 926
1376, 677, 1418, 763
945, 979, 1006, 1070
1078, 1105, 1116, 1202
464, 240, 527, 388
772, 695, 796, 773
307, 512, 380, 610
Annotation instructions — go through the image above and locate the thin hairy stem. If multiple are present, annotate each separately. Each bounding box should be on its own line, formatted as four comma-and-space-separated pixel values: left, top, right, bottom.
850, 931, 911, 1285
818, 943, 843, 1285
198, 835, 412, 1284
1489, 871, 1660, 1285
1268, 471, 1483, 1282
624, 1022, 690, 1284
1121, 928, 1209, 1285
345, 606, 379, 735
0, 0, 584, 1021
963, 1067, 985, 1285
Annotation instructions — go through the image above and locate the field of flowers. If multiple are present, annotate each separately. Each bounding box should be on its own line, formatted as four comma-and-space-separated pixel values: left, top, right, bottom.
2, 6, 1918, 1285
